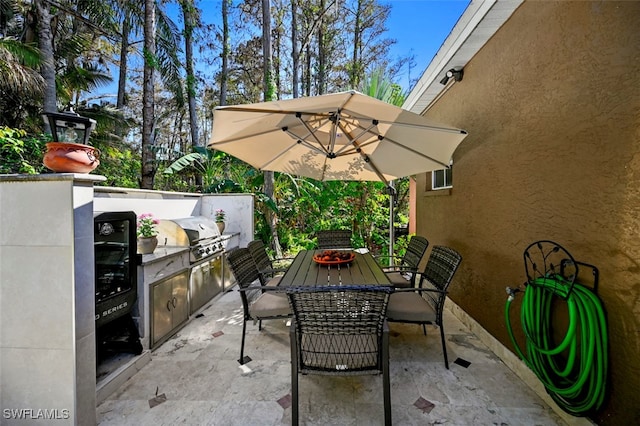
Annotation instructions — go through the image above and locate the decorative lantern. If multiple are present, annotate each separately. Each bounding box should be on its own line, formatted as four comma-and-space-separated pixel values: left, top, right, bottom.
44, 108, 97, 145
42, 109, 100, 173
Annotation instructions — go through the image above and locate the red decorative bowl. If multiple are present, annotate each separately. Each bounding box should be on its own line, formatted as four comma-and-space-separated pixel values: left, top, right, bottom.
43, 142, 100, 173
312, 250, 356, 265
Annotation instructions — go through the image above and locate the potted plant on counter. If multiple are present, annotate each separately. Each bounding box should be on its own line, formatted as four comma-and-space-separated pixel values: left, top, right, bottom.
215, 209, 226, 234
137, 213, 159, 254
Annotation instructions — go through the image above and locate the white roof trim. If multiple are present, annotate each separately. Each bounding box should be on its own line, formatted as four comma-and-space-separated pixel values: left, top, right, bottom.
403, 0, 524, 115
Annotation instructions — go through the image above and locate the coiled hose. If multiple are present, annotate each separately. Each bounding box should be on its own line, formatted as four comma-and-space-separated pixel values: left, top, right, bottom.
505, 276, 608, 416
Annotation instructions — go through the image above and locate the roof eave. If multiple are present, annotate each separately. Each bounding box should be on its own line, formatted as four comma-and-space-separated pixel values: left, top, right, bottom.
403, 0, 524, 115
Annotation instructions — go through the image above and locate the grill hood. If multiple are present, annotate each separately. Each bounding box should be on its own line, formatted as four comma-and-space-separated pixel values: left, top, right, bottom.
156, 216, 221, 247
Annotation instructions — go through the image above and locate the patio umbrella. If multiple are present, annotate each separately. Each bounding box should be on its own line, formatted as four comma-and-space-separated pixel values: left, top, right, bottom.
209, 90, 467, 183
208, 90, 468, 255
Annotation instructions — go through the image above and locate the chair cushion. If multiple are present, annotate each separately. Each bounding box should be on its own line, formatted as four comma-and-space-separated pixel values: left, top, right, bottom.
385, 271, 413, 288
249, 292, 291, 318
386, 292, 436, 323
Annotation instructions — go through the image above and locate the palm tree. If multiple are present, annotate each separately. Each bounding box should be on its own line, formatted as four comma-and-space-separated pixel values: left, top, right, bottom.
179, 1, 200, 148
141, 0, 155, 189
34, 0, 56, 120
0, 37, 44, 126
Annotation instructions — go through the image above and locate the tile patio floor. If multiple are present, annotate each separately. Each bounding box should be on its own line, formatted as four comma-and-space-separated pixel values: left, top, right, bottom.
96, 289, 570, 425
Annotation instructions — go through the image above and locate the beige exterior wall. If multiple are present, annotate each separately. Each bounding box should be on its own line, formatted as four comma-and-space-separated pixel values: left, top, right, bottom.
415, 2, 640, 424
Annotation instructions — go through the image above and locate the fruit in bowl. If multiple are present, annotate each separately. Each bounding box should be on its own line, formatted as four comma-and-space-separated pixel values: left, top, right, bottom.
313, 250, 356, 264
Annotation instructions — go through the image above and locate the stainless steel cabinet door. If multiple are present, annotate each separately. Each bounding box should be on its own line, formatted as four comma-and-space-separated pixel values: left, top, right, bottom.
172, 271, 189, 326
151, 270, 189, 348
189, 257, 222, 314
151, 278, 173, 346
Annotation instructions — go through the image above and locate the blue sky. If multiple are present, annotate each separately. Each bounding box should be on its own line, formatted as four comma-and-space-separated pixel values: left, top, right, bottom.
385, 0, 469, 89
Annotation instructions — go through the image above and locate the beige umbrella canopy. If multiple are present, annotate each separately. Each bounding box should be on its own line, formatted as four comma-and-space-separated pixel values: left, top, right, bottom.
208, 90, 467, 184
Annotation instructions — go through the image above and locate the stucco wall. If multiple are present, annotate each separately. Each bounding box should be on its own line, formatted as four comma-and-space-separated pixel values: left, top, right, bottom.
416, 2, 640, 424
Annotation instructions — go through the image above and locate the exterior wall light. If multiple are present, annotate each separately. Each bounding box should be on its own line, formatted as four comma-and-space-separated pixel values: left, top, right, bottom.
439, 68, 464, 85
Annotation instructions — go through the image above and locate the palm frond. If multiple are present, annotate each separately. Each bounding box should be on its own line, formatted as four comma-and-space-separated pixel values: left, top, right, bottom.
0, 37, 44, 96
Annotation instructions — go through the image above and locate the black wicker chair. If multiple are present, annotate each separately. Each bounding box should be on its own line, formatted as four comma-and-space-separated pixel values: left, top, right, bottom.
287, 285, 394, 426
316, 229, 352, 249
386, 245, 462, 369
376, 235, 429, 288
247, 239, 293, 280
226, 247, 292, 365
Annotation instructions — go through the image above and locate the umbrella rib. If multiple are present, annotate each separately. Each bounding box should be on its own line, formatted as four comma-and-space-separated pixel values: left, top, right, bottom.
382, 135, 451, 168
339, 109, 467, 134
333, 120, 377, 156
258, 142, 298, 170
296, 113, 327, 149
337, 114, 455, 168
329, 112, 338, 156
350, 138, 389, 185
335, 118, 370, 156
282, 127, 330, 156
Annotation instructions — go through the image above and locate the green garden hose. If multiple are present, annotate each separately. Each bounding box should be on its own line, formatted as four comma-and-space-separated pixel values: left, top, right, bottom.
505, 275, 608, 416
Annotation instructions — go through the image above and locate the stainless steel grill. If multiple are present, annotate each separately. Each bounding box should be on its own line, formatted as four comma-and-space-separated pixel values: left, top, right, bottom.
156, 216, 227, 263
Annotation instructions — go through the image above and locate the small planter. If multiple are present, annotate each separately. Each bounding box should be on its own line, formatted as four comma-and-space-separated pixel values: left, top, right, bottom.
43, 142, 100, 173
216, 221, 226, 234
137, 236, 158, 254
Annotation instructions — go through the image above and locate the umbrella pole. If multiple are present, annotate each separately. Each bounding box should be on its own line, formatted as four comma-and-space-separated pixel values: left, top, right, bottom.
387, 182, 396, 265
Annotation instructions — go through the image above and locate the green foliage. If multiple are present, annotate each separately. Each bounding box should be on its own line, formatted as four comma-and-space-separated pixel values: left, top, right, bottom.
0, 127, 48, 174
164, 146, 227, 191
357, 67, 407, 107
93, 143, 141, 188
0, 0, 413, 260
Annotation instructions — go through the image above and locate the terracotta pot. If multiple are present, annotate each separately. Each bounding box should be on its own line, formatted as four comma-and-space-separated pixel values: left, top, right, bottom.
43, 142, 100, 173
137, 236, 158, 255
216, 221, 226, 234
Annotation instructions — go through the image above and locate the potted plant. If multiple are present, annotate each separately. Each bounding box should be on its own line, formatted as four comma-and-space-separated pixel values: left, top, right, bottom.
137, 213, 159, 254
215, 209, 226, 234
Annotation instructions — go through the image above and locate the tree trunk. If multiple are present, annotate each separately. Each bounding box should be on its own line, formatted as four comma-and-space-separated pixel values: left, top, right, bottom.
350, 0, 363, 88
116, 14, 130, 110
182, 0, 198, 147
261, 0, 282, 257
35, 0, 56, 123
220, 0, 230, 106
304, 43, 311, 96
290, 0, 299, 98
317, 0, 326, 95
141, 0, 156, 189
181, 0, 201, 188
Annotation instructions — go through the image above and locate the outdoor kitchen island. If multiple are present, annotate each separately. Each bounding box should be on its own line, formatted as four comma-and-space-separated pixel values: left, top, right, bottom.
93, 187, 253, 404
0, 174, 256, 424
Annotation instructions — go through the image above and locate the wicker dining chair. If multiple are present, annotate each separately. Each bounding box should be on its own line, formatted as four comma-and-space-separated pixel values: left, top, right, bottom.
226, 247, 292, 365
247, 239, 293, 280
386, 245, 462, 369
376, 235, 429, 288
316, 229, 353, 249
287, 285, 394, 426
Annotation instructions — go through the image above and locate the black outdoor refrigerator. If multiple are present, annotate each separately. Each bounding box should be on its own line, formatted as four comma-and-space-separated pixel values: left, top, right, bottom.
94, 211, 143, 358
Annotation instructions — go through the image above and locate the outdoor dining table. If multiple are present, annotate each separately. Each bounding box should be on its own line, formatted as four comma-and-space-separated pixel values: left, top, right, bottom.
277, 249, 391, 287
